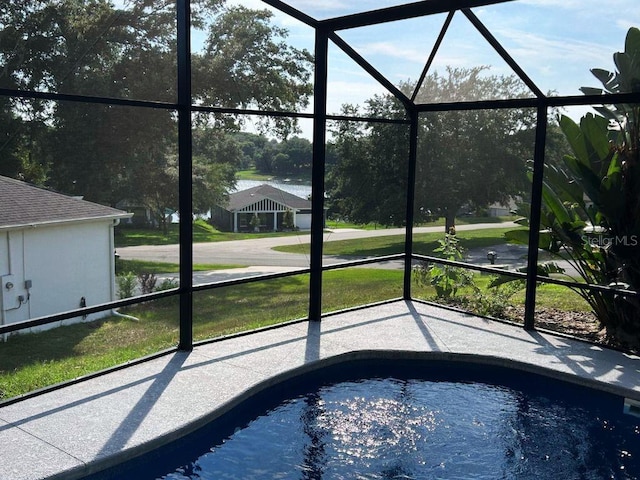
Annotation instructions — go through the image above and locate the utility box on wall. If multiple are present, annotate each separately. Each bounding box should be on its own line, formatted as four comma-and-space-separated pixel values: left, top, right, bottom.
1, 274, 16, 312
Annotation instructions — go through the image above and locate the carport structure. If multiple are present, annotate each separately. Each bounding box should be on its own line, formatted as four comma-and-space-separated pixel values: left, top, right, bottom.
1, 0, 639, 395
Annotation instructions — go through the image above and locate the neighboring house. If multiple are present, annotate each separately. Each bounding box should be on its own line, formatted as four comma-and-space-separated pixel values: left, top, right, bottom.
115, 200, 176, 227
0, 176, 131, 335
212, 184, 315, 232
488, 197, 519, 217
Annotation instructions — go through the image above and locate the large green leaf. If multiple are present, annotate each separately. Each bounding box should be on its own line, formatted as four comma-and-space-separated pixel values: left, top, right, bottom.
581, 114, 611, 163
562, 153, 603, 206
605, 153, 622, 178
590, 68, 617, 92
544, 163, 584, 207
559, 114, 612, 181
504, 228, 559, 253
541, 181, 573, 225
599, 153, 625, 221
614, 52, 634, 90
622, 27, 640, 86
559, 115, 588, 162
625, 26, 640, 55
593, 106, 621, 122
537, 230, 557, 251
579, 86, 603, 96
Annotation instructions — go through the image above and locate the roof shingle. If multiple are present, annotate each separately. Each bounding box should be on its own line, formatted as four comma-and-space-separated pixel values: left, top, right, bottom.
226, 184, 311, 211
0, 176, 131, 230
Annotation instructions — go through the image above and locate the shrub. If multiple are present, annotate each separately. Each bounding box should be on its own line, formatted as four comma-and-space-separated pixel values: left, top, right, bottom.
505, 27, 640, 348
116, 272, 137, 299
138, 273, 157, 294
155, 278, 179, 291
413, 234, 474, 300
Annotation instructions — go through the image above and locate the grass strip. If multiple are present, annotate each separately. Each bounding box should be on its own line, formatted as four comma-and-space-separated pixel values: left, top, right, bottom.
274, 227, 522, 256
116, 259, 243, 275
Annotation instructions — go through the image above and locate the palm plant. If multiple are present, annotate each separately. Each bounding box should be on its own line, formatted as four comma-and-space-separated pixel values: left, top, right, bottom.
507, 27, 640, 348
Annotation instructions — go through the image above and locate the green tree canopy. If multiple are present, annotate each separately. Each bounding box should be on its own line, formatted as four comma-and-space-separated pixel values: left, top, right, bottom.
326, 99, 409, 227
0, 0, 312, 224
413, 67, 536, 231
327, 67, 535, 229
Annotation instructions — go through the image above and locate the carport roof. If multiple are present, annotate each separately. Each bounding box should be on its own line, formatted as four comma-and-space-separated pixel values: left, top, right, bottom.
0, 175, 131, 230
226, 183, 311, 211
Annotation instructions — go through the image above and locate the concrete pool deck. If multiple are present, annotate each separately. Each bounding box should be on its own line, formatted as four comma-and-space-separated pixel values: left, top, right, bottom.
1, 300, 639, 480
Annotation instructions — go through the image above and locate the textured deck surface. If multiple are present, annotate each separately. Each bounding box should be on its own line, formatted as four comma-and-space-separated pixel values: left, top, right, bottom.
1, 300, 639, 480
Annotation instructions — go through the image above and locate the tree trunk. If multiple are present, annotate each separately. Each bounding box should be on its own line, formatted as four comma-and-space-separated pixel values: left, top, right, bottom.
445, 211, 456, 234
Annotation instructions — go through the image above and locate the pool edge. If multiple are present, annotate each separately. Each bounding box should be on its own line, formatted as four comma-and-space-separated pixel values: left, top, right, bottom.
56, 349, 640, 480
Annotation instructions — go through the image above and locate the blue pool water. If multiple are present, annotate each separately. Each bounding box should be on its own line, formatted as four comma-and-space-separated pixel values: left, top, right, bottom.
89, 359, 640, 480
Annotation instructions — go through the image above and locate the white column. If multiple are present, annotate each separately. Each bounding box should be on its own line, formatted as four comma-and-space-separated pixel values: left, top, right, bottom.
233, 211, 238, 233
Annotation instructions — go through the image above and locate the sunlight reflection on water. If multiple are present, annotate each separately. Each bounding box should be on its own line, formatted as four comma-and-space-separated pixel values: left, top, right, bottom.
161, 378, 640, 480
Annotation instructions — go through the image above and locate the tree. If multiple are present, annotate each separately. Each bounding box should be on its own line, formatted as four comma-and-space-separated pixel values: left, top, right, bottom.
192, 126, 240, 216
0, 100, 29, 179
413, 67, 536, 231
327, 67, 533, 228
193, 5, 313, 138
326, 99, 409, 226
0, 1, 313, 225
282, 209, 294, 230
273, 136, 312, 175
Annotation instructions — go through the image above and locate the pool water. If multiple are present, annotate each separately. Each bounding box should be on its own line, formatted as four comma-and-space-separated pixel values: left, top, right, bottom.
90, 359, 640, 480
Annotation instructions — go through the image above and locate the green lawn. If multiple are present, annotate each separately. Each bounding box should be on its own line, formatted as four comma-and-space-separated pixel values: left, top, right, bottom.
325, 216, 516, 231
0, 263, 592, 401
0, 269, 402, 400
115, 218, 306, 247
116, 259, 243, 275
236, 168, 311, 183
235, 168, 275, 181
116, 217, 517, 247
275, 227, 522, 256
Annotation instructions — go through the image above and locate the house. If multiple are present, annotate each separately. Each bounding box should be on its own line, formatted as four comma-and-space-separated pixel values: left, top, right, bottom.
0, 176, 132, 335
487, 197, 519, 217
212, 184, 315, 232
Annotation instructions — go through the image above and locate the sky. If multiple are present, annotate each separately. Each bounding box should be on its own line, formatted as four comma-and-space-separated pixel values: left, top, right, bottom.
212, 0, 639, 138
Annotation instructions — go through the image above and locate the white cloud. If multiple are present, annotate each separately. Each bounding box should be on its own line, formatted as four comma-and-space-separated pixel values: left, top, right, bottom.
356, 41, 428, 64
495, 29, 614, 64
517, 0, 583, 8
326, 79, 387, 112
616, 18, 640, 34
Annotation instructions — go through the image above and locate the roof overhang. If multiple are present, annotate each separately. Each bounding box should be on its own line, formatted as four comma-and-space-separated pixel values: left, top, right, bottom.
0, 212, 133, 232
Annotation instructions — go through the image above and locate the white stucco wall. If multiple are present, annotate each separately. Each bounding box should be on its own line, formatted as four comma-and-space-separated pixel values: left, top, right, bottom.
0, 221, 116, 333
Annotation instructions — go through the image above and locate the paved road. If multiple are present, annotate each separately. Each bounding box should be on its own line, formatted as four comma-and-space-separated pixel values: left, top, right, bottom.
117, 222, 547, 283
117, 222, 519, 267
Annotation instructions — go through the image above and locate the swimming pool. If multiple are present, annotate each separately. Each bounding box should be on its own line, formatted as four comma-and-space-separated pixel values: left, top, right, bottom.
86, 357, 640, 480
